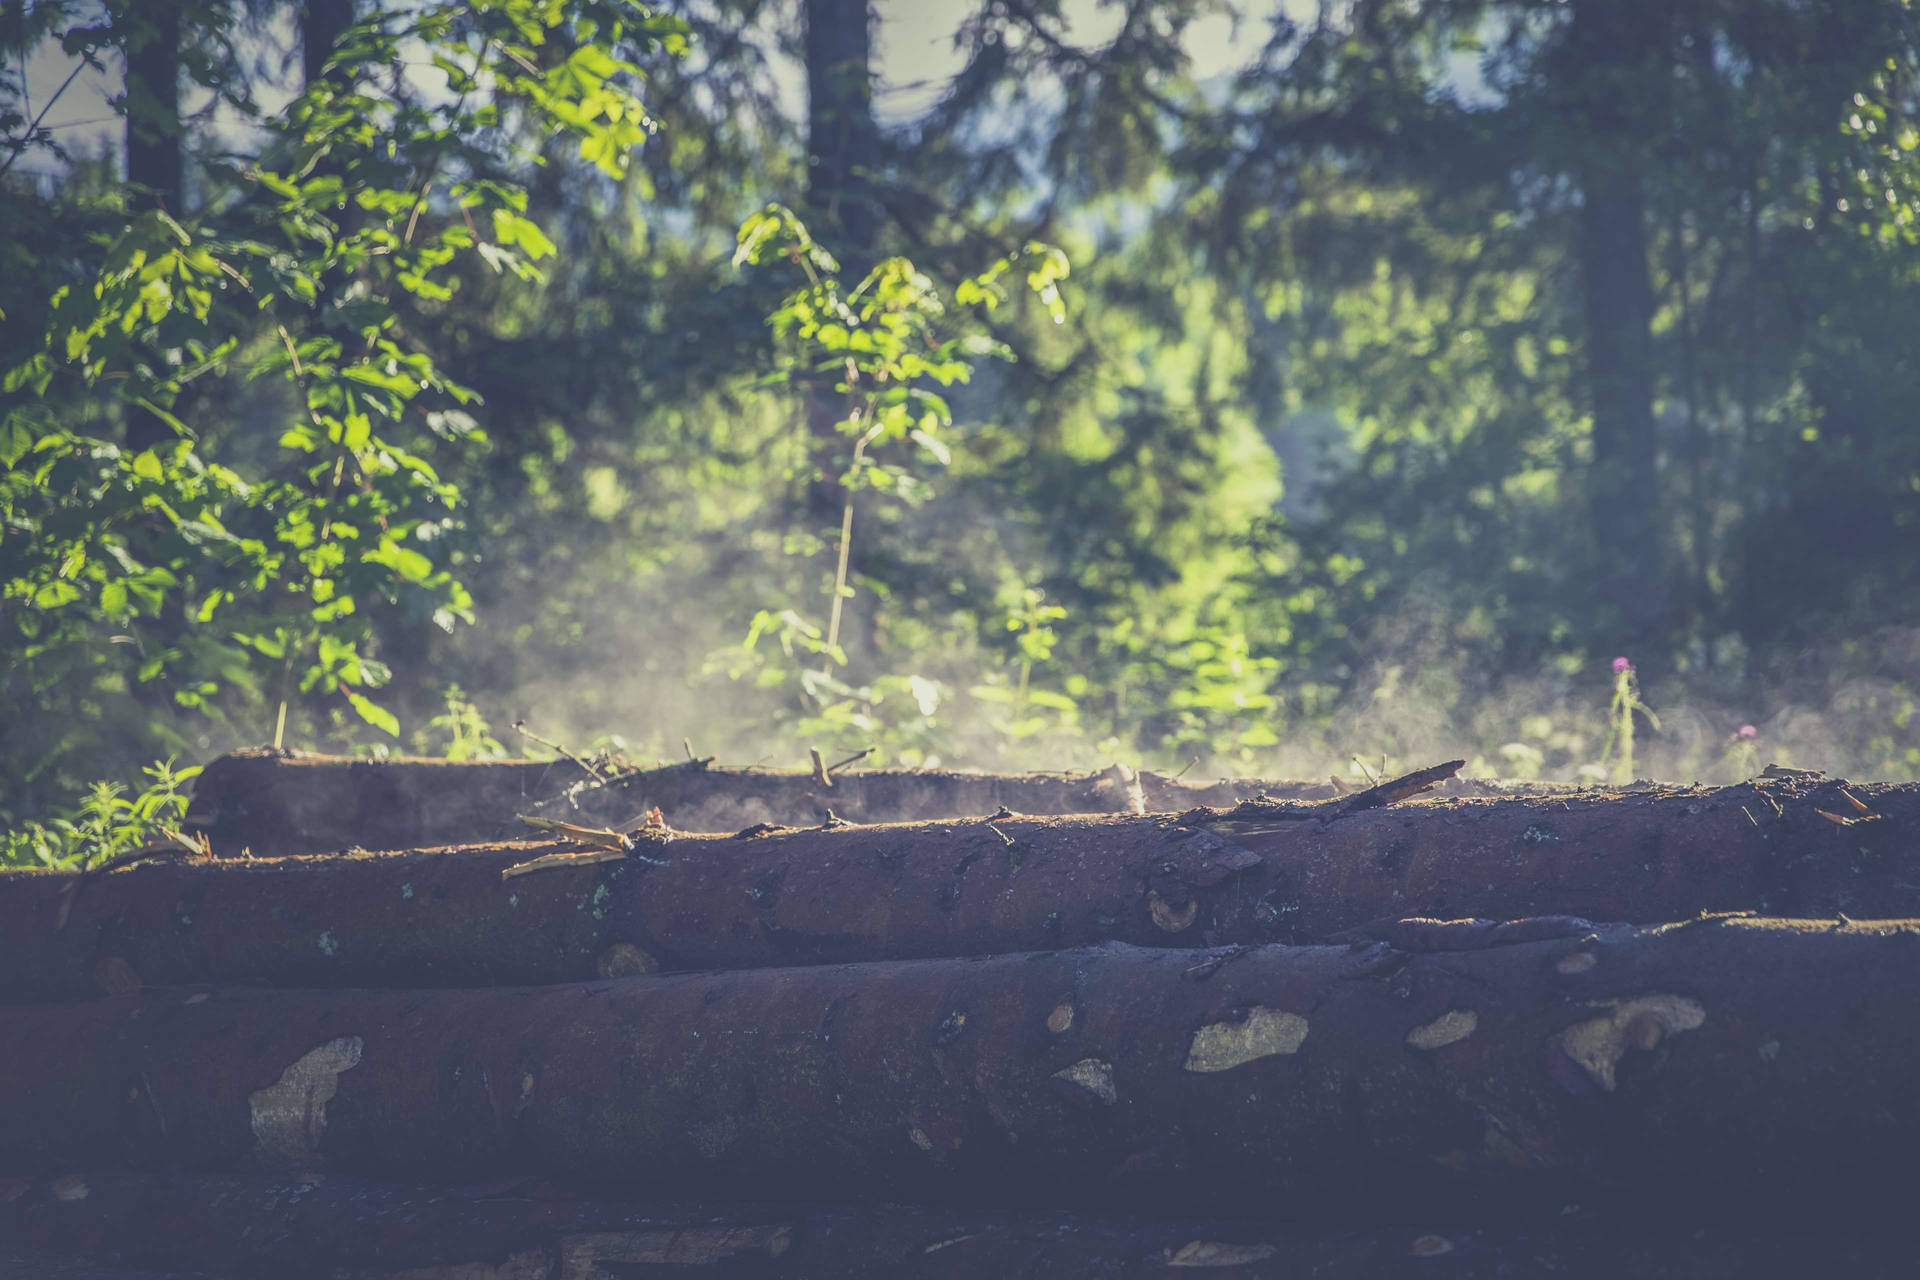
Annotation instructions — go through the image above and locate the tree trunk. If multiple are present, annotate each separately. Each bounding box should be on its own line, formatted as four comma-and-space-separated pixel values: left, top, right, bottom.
3, 1174, 1911, 1280
121, 1, 183, 214
3, 923, 1918, 1219
301, 0, 356, 89
800, 0, 880, 619
804, 0, 878, 256
180, 747, 1581, 855
117, 0, 185, 455
3, 775, 1912, 998
1569, 0, 1665, 651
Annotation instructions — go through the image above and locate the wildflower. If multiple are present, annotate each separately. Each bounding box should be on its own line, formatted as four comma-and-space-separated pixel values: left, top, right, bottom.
1736, 724, 1758, 741
1611, 656, 1632, 674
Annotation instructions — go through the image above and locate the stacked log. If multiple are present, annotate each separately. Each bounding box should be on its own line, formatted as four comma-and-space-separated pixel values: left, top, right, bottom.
3, 775, 1908, 998
2, 763, 1916, 1277
184, 747, 1596, 854
4, 1175, 1910, 1278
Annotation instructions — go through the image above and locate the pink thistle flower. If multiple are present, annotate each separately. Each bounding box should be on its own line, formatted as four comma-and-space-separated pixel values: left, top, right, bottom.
1611, 656, 1632, 675
1737, 724, 1758, 740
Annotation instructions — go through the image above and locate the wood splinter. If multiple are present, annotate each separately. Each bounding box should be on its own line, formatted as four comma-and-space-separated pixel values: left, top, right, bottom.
503, 816, 672, 878
1332, 759, 1467, 815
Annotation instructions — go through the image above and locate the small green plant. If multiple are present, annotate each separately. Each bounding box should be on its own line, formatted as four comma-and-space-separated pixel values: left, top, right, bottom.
1719, 722, 1761, 780
1597, 656, 1661, 785
415, 684, 507, 761
723, 204, 1070, 758
2, 758, 201, 870
968, 586, 1076, 739
971, 609, 1080, 742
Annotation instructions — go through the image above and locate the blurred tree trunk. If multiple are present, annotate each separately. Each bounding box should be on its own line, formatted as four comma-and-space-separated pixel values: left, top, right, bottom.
301, 0, 354, 87
118, 0, 185, 454
804, 0, 878, 266
800, 0, 879, 651
121, 1, 182, 214
1568, 0, 1665, 651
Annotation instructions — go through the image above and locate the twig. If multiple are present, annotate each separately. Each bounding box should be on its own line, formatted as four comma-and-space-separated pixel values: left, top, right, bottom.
517, 815, 629, 852
1184, 944, 1254, 980
828, 746, 874, 773
501, 847, 630, 880
513, 720, 603, 783
1815, 807, 1882, 829
1172, 756, 1198, 781
824, 415, 884, 657
1351, 756, 1379, 786
0, 58, 89, 181
1761, 764, 1823, 780
683, 738, 697, 761
1334, 760, 1466, 816
809, 747, 833, 787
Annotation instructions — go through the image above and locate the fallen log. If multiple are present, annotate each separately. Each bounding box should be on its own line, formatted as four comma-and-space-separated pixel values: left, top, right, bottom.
184, 748, 1591, 854
2, 776, 1911, 998
2, 1174, 1912, 1280
3, 922, 1918, 1219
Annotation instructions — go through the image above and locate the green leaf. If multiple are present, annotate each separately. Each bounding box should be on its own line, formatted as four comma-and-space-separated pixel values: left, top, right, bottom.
31, 580, 81, 609
348, 691, 400, 737
367, 538, 434, 582
0, 420, 30, 468
492, 209, 556, 260
909, 428, 951, 466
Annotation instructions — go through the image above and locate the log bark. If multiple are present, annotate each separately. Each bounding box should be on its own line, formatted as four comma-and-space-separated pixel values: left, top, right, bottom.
183, 748, 1586, 855
5, 777, 1912, 999
2, 1175, 1911, 1280
2, 922, 1918, 1219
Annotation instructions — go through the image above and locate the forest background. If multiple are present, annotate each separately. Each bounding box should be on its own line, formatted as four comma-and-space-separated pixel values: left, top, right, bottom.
4, 0, 1920, 863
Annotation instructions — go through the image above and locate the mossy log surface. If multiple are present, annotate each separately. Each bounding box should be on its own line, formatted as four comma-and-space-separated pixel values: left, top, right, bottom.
185, 748, 1591, 854
2, 921, 1917, 1218
2, 1174, 1913, 1280
2, 776, 1911, 999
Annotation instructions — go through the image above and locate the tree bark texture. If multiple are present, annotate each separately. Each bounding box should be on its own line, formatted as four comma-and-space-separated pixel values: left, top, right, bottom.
5, 776, 1911, 1000
184, 747, 1589, 855
3, 1175, 1913, 1280
3, 923, 1919, 1219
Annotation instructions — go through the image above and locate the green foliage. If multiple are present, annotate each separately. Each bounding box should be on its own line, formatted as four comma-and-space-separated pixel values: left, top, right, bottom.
6, 0, 1920, 824
2, 2, 684, 812
716, 203, 1074, 761
1, 758, 199, 870
414, 684, 508, 761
